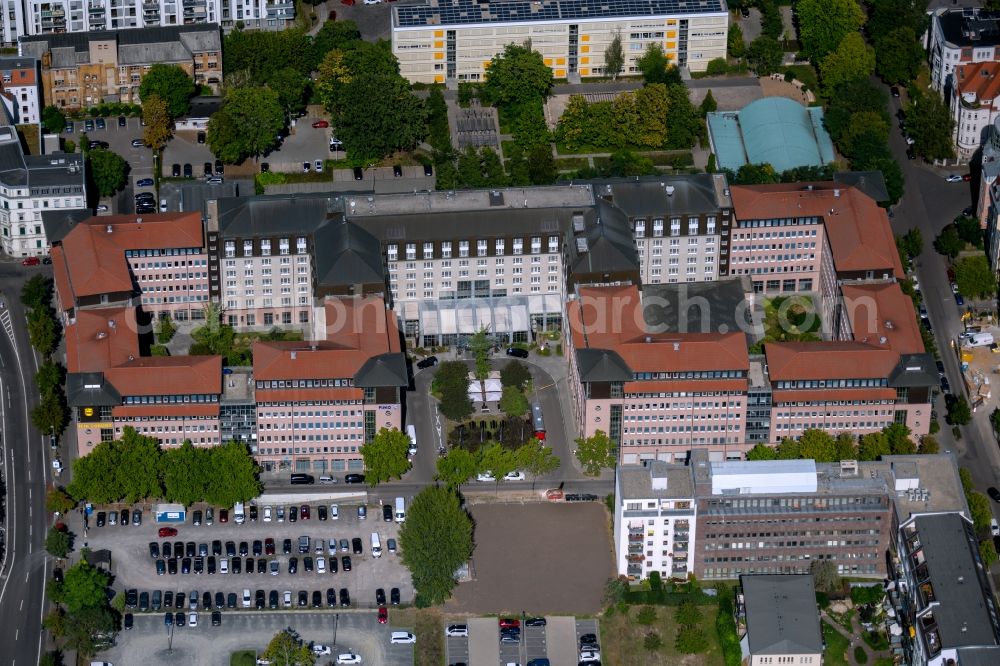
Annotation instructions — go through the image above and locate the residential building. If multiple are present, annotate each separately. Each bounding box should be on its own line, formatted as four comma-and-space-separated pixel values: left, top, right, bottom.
706, 98, 836, 175
928, 8, 1000, 95
0, 124, 85, 258
19, 24, 222, 109
0, 56, 39, 124
614, 460, 696, 580
12, 0, 290, 38
891, 513, 1000, 665
390, 0, 728, 84
980, 117, 1000, 265
0, 0, 24, 45
252, 297, 407, 473
736, 574, 823, 666
951, 61, 1000, 162
51, 214, 223, 455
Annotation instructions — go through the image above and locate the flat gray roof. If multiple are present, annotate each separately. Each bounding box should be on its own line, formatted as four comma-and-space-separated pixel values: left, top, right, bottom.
618, 461, 693, 500
742, 574, 823, 655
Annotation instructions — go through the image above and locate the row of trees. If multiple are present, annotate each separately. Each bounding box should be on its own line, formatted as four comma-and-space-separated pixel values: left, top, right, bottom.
745, 425, 938, 463
67, 428, 262, 506
435, 437, 560, 489
22, 276, 70, 439
960, 468, 998, 566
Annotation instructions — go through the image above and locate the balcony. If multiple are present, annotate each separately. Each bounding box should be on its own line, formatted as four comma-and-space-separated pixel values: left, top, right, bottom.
672, 564, 689, 574
627, 543, 643, 554
675, 520, 690, 530
626, 553, 645, 563
674, 541, 689, 552
627, 564, 642, 576
674, 531, 689, 540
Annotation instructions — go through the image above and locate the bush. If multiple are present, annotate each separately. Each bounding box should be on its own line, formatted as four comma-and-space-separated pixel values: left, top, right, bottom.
636, 605, 657, 625
644, 631, 663, 650
854, 645, 868, 664
716, 590, 742, 666
676, 626, 709, 653
706, 58, 730, 76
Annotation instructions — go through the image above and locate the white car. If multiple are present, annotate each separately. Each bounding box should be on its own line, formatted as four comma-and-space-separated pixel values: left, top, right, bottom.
312, 644, 332, 656
904, 135, 916, 145
242, 589, 251, 608
362, 0, 381, 4
330, 504, 339, 520
219, 558, 229, 574
263, 505, 272, 522
445, 624, 469, 637
390, 631, 416, 644
328, 540, 338, 556
336, 654, 362, 665
317, 556, 327, 574
579, 650, 601, 661
992, 518, 999, 536
946, 174, 963, 182
504, 471, 525, 481
283, 590, 292, 608
188, 612, 198, 628
477, 472, 495, 482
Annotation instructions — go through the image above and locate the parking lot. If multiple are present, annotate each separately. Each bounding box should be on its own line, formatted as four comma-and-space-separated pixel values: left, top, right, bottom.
83, 499, 413, 617
103, 609, 412, 666
444, 616, 598, 666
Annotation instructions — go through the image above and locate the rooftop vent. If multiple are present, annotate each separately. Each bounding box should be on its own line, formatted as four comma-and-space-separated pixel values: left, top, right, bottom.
573, 213, 585, 232
575, 237, 588, 254
879, 336, 888, 345
106, 224, 113, 233
664, 185, 675, 197
108, 319, 116, 328
885, 320, 894, 329
96, 331, 107, 339
833, 188, 841, 197
840, 459, 859, 477
290, 351, 297, 360
672, 342, 680, 351
645, 335, 652, 343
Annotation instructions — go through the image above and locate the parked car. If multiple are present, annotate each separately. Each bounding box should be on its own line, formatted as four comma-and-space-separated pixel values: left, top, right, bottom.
197, 131, 206, 144
21, 257, 40, 267
136, 177, 154, 187
312, 119, 330, 128
946, 174, 964, 183
416, 355, 438, 369
131, 138, 145, 147
506, 347, 529, 358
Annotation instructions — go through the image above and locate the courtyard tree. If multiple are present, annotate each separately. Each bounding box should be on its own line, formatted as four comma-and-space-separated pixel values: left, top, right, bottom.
399, 486, 474, 606
207, 86, 285, 164
360, 427, 413, 486
858, 430, 890, 461
810, 560, 842, 595
746, 36, 783, 76
138, 64, 196, 118
482, 42, 554, 108
87, 148, 128, 197
955, 255, 997, 300
575, 430, 617, 476
469, 328, 492, 381
798, 429, 837, 462
819, 33, 875, 93
499, 385, 529, 418
435, 447, 478, 488
261, 628, 316, 666
796, 0, 866, 61
141, 95, 172, 153
637, 44, 682, 86
746, 443, 778, 460
203, 439, 262, 505
434, 361, 474, 421
478, 440, 517, 488
604, 30, 625, 80
500, 360, 531, 391
514, 437, 560, 484
42, 105, 66, 133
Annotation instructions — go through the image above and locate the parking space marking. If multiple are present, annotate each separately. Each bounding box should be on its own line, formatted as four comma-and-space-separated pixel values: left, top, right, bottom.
445, 631, 470, 665
574, 618, 600, 664
525, 620, 548, 663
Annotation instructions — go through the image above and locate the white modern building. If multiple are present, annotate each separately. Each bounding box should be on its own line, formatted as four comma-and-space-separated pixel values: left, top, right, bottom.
614, 460, 696, 581
951, 61, 1000, 162
391, 0, 729, 84
0, 125, 86, 258
928, 8, 1000, 95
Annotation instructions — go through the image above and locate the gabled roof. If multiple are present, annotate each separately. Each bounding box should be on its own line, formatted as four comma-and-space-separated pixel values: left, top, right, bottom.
104, 355, 221, 396
568, 199, 639, 275
765, 341, 900, 381
64, 307, 141, 373
742, 574, 823, 656
841, 282, 924, 355
355, 353, 408, 387
314, 220, 385, 288
575, 348, 633, 382
65, 371, 120, 407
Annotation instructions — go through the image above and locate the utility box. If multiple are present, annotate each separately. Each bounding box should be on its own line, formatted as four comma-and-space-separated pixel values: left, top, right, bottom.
154, 503, 186, 523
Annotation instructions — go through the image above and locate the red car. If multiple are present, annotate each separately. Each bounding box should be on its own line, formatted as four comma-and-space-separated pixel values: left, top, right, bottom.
300, 504, 310, 520
378, 606, 387, 624
21, 256, 39, 266
219, 509, 228, 523
311, 120, 329, 129
963, 173, 973, 181
340, 0, 354, 5
158, 526, 178, 537
265, 538, 275, 555
499, 618, 520, 628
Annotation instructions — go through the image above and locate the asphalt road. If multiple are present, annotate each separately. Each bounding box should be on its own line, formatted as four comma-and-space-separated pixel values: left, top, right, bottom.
0, 267, 50, 666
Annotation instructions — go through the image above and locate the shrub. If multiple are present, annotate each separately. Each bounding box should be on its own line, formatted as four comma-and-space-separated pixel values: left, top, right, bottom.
716, 590, 742, 666
636, 605, 657, 625
644, 631, 663, 650
675, 626, 709, 653
706, 58, 730, 76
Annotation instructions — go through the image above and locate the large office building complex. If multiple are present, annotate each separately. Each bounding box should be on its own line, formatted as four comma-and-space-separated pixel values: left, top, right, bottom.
391, 0, 729, 84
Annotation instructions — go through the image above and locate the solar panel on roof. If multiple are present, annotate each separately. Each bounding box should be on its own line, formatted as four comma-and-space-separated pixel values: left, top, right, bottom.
396, 0, 724, 27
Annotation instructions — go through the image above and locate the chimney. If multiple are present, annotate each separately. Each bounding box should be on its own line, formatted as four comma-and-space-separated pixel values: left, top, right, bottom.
106, 224, 113, 233
664, 185, 675, 197
290, 351, 297, 360
833, 189, 841, 198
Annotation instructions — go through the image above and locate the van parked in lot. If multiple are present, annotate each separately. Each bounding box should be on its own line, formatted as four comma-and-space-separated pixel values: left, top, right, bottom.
394, 496, 405, 523
370, 532, 382, 558
965, 332, 994, 347
233, 502, 245, 524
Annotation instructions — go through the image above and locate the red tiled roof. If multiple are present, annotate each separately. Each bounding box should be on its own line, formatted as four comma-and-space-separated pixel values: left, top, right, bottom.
730, 183, 904, 278
955, 62, 1000, 105
104, 355, 222, 396
64, 307, 140, 373
51, 245, 74, 312
840, 282, 924, 355
765, 341, 900, 380
58, 213, 204, 303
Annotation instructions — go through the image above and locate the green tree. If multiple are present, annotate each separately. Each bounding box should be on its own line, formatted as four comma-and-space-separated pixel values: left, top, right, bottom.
934, 226, 965, 259
981, 539, 998, 568
42, 105, 66, 133
810, 560, 842, 594
141, 94, 172, 152
45, 526, 72, 558
834, 432, 857, 460
527, 143, 557, 184
858, 431, 890, 460
32, 393, 67, 437
59, 605, 117, 658
208, 87, 285, 164
968, 490, 992, 533
875, 27, 924, 85
399, 486, 474, 606
57, 560, 110, 614
746, 36, 783, 76
906, 90, 956, 161
139, 64, 195, 118
312, 19, 362, 63
947, 395, 973, 426
820, 33, 876, 93
36, 359, 64, 398
21, 274, 51, 309
575, 430, 616, 476
481, 147, 507, 186
775, 437, 801, 459
113, 428, 163, 503
675, 626, 709, 653
899, 228, 924, 263
956, 214, 984, 247
27, 307, 57, 357
46, 486, 76, 515
262, 628, 316, 666
499, 385, 529, 418
728, 23, 745, 59
645, 631, 664, 651
500, 360, 531, 391
665, 83, 701, 149
469, 328, 492, 380
435, 447, 478, 488
426, 86, 451, 151
884, 423, 915, 455
203, 439, 262, 505
435, 360, 473, 421
266, 67, 309, 118
331, 68, 426, 162
161, 441, 210, 506
478, 440, 517, 487
636, 606, 657, 625
746, 443, 778, 460
919, 435, 940, 454
634, 83, 670, 148
676, 601, 703, 626
514, 437, 560, 483
87, 149, 128, 197
955, 255, 997, 299
824, 80, 890, 143
223, 27, 314, 81
360, 427, 413, 486
482, 42, 554, 108
699, 89, 717, 118
799, 429, 837, 462
637, 44, 682, 86
796, 0, 866, 61
604, 30, 625, 80
840, 111, 889, 159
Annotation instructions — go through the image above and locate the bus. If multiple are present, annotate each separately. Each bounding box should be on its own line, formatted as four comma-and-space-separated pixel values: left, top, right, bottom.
531, 403, 546, 441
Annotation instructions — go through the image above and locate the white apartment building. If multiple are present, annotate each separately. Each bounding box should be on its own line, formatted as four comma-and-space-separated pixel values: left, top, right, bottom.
391, 0, 729, 84
15, 0, 290, 38
0, 0, 25, 47
928, 8, 1000, 95
0, 56, 40, 124
951, 61, 1000, 162
0, 125, 85, 258
614, 461, 696, 581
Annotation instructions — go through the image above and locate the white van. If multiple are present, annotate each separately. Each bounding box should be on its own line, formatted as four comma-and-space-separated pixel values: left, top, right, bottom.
371, 532, 382, 558
390, 631, 416, 644
233, 502, 245, 525
966, 332, 994, 347
394, 496, 405, 523
405, 424, 417, 457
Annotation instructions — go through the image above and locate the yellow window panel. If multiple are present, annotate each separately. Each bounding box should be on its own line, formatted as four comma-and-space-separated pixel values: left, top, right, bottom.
666, 42, 676, 49
580, 68, 590, 76
581, 45, 589, 53
667, 19, 677, 25
434, 40, 443, 48
665, 52, 675, 60
555, 69, 566, 77
434, 74, 445, 83
434, 52, 444, 60
483, 61, 491, 69
556, 57, 566, 65
580, 34, 590, 41
434, 30, 443, 37
666, 30, 676, 38
544, 58, 553, 66
580, 56, 589, 64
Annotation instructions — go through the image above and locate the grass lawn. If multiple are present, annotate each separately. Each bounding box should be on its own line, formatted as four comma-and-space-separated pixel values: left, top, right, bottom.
555, 157, 590, 170
17, 124, 40, 155
600, 604, 725, 666
230, 650, 256, 666
783, 64, 818, 92
749, 295, 821, 353
390, 608, 443, 666
823, 621, 851, 666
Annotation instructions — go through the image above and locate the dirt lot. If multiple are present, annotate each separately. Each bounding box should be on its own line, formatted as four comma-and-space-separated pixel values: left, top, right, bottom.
445, 502, 613, 615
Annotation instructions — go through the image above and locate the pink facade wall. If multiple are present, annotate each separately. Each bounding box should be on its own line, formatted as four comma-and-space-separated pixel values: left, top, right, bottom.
726, 222, 824, 294
899, 402, 932, 437
769, 400, 897, 442
128, 252, 211, 319
113, 416, 221, 446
